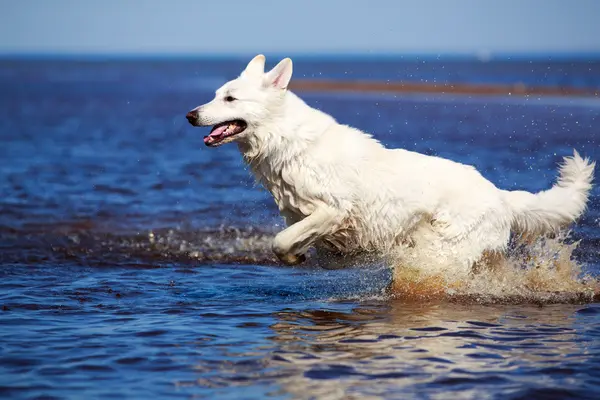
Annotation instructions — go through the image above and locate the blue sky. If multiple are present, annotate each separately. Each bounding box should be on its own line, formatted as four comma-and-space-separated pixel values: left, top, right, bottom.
1, 0, 599, 55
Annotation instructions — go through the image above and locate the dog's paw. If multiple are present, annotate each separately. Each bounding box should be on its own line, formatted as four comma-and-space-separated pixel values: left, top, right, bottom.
276, 252, 306, 266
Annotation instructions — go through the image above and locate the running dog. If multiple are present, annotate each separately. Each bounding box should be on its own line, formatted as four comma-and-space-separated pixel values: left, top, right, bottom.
186, 55, 595, 278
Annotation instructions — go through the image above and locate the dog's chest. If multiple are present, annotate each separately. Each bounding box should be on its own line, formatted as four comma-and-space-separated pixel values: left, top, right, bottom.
250, 161, 314, 219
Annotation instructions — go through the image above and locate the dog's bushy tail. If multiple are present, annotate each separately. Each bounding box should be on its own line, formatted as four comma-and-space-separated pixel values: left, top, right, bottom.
504, 150, 595, 235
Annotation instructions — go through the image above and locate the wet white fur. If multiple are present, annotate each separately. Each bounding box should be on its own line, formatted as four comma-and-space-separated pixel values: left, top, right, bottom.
189, 55, 595, 277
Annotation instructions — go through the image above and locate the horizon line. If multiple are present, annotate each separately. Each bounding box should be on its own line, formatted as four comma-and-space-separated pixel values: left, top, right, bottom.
1, 50, 600, 62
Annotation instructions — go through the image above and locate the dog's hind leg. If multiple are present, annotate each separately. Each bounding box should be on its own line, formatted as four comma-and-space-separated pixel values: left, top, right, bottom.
272, 205, 345, 265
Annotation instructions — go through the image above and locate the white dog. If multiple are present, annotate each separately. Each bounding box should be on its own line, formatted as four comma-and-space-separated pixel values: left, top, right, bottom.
186, 55, 595, 278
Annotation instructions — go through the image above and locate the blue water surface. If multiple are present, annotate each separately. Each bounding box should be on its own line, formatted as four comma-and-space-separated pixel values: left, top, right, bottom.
1, 57, 600, 399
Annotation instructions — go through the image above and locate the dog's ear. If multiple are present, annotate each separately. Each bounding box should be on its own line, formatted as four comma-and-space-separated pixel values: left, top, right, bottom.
241, 54, 266, 78
264, 58, 293, 90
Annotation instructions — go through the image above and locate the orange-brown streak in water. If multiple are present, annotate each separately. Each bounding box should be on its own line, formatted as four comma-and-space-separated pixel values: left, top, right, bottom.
290, 80, 599, 97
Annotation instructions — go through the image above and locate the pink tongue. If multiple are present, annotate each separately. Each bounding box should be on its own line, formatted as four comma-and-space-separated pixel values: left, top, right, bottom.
209, 125, 228, 138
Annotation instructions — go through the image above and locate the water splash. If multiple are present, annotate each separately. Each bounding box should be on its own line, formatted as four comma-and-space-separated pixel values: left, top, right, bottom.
390, 231, 599, 304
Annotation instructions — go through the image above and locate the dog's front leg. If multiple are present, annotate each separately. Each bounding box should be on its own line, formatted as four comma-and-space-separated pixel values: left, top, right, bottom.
273, 205, 344, 265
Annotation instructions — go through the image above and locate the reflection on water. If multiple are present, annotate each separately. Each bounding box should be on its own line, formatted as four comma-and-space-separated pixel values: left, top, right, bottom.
185, 300, 600, 399
3, 251, 599, 399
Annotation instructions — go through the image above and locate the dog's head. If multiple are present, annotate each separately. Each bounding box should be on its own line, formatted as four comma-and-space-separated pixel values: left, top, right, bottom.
186, 54, 293, 147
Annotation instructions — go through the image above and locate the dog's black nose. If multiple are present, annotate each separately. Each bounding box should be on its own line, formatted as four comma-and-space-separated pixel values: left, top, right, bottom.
186, 111, 197, 123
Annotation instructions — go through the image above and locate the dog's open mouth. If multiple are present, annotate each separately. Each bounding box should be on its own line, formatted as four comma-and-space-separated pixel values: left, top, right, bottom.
204, 120, 247, 147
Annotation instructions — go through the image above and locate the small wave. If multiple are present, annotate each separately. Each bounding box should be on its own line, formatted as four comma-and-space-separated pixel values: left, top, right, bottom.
1, 223, 598, 304
0, 223, 279, 267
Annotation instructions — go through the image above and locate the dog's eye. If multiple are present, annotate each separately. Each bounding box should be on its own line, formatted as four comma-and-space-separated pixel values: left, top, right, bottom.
225, 96, 236, 102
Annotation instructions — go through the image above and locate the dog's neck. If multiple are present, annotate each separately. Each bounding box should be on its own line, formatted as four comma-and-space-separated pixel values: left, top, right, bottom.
237, 91, 334, 166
